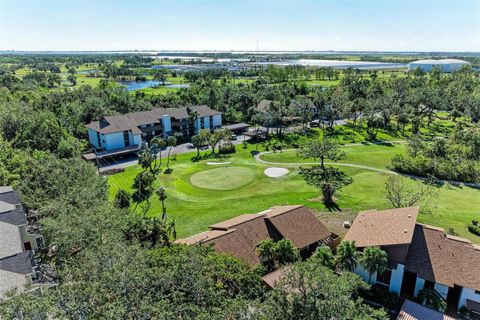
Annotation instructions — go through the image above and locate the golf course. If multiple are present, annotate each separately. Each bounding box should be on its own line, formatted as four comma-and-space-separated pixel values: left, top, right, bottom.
108, 140, 480, 243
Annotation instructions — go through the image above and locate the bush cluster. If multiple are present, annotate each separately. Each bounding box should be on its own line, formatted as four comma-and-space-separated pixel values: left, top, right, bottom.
389, 129, 480, 183
468, 220, 480, 236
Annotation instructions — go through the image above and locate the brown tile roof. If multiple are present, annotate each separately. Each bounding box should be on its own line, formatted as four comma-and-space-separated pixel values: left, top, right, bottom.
174, 230, 235, 245
265, 206, 332, 249
209, 218, 271, 266
344, 207, 419, 247
405, 224, 480, 291
262, 267, 288, 289
86, 114, 142, 135
256, 99, 274, 112
85, 105, 220, 134
209, 214, 261, 231
397, 299, 455, 320
176, 205, 334, 266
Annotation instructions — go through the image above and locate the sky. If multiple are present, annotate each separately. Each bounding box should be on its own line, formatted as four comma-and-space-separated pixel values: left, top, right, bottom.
0, 0, 479, 52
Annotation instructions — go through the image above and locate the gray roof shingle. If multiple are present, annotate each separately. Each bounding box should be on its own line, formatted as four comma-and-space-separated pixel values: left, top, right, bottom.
86, 106, 221, 134
0, 251, 34, 275
0, 206, 27, 226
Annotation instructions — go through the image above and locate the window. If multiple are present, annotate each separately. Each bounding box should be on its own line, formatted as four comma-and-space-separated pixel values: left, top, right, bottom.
376, 269, 392, 286
24, 241, 32, 251
123, 131, 130, 147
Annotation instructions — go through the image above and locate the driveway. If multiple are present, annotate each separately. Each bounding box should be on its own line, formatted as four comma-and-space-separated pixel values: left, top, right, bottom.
98, 135, 250, 172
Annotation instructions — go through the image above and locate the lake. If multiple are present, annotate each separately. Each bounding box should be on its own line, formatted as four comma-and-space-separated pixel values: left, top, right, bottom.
118, 80, 191, 91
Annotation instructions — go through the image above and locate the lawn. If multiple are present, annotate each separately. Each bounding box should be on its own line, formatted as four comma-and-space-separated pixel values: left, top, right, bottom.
108, 141, 480, 243
261, 143, 406, 169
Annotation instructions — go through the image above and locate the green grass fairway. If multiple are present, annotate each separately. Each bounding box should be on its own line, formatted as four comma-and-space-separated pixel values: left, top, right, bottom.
261, 143, 406, 169
190, 166, 255, 190
108, 141, 480, 243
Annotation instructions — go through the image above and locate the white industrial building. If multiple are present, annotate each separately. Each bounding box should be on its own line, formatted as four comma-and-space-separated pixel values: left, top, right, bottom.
408, 59, 470, 73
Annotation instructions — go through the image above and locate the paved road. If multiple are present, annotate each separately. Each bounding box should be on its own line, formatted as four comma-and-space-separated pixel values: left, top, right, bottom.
98, 135, 249, 172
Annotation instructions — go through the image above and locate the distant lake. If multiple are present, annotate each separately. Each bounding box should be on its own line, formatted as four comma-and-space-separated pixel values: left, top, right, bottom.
118, 80, 190, 91
253, 59, 406, 69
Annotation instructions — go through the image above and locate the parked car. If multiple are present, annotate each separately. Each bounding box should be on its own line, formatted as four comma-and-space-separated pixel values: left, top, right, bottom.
230, 134, 237, 141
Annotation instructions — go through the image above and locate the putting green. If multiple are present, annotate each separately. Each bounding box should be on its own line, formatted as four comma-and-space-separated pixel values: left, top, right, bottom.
190, 166, 255, 190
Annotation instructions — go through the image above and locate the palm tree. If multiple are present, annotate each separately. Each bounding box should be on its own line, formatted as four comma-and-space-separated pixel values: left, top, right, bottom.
417, 288, 447, 311
156, 187, 167, 219
311, 245, 335, 269
335, 240, 359, 272
188, 110, 199, 134
150, 137, 166, 174
165, 135, 177, 172
359, 246, 388, 284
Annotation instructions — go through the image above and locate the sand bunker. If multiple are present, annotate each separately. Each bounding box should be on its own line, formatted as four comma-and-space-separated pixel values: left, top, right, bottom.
264, 167, 289, 178
207, 161, 232, 165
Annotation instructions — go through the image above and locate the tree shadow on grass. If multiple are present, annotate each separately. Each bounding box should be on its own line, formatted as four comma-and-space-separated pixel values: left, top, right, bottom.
324, 201, 342, 212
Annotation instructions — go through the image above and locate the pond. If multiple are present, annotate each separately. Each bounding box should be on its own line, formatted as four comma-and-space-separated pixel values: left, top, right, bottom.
118, 80, 191, 91
119, 80, 161, 91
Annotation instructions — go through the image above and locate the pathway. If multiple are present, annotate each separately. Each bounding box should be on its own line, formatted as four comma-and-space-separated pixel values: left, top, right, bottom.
254, 151, 396, 175
254, 148, 480, 189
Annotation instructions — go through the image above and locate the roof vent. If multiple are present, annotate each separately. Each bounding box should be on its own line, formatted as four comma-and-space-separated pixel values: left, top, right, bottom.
404, 229, 408, 233
408, 214, 411, 218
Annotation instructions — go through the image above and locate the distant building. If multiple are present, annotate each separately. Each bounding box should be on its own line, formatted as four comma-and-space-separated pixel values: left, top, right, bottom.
84, 105, 222, 158
408, 59, 470, 73
176, 205, 340, 267
0, 186, 43, 299
344, 207, 480, 314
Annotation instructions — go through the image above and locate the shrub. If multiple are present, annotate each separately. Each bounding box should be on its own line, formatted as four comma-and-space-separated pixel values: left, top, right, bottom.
219, 144, 236, 154
468, 220, 480, 236
114, 189, 131, 208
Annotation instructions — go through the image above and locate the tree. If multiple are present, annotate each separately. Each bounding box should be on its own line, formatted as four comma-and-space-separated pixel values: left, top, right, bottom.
165, 135, 178, 172
335, 240, 359, 272
417, 288, 447, 311
257, 238, 299, 269
299, 166, 352, 204
156, 187, 167, 218
153, 68, 169, 85
297, 137, 345, 169
257, 238, 275, 263
138, 137, 165, 175
131, 171, 155, 209
384, 175, 436, 209
191, 133, 205, 158
67, 74, 77, 86
359, 246, 388, 284
259, 261, 388, 320
205, 129, 230, 155
114, 189, 131, 208
272, 239, 299, 265
310, 245, 335, 269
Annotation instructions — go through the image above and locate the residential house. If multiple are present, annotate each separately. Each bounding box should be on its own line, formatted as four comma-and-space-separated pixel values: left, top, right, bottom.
176, 205, 340, 267
344, 207, 480, 314
85, 105, 222, 153
0, 186, 43, 299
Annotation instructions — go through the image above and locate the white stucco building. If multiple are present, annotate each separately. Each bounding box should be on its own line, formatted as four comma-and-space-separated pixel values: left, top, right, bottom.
408, 59, 470, 73
345, 207, 480, 315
